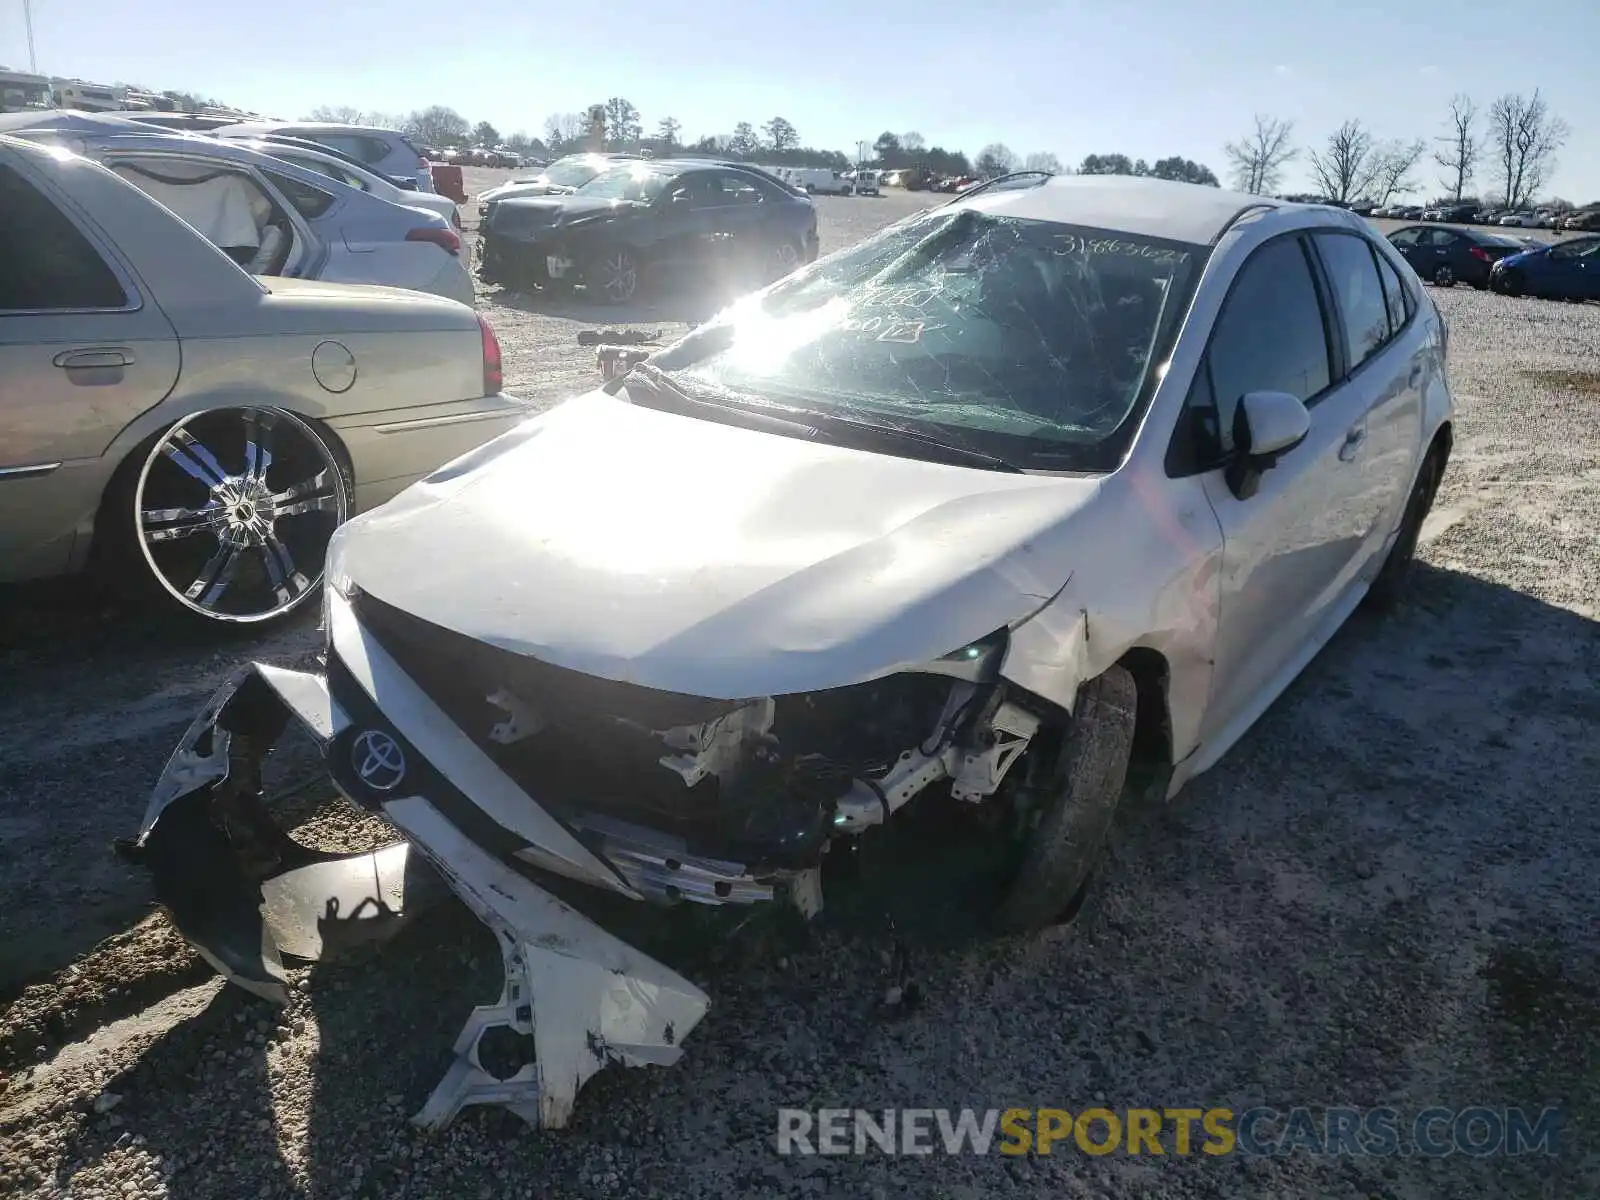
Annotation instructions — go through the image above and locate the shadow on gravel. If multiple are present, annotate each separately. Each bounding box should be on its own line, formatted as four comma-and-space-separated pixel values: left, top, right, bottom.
23, 560, 1600, 1198
0, 578, 324, 995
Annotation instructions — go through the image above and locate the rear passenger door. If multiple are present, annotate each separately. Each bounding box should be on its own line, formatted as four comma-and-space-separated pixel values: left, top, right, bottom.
1175, 234, 1381, 746
0, 157, 181, 578
1310, 231, 1425, 585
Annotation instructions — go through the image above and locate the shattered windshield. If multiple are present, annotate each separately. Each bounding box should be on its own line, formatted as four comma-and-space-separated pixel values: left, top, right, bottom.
651, 207, 1207, 471
576, 163, 675, 202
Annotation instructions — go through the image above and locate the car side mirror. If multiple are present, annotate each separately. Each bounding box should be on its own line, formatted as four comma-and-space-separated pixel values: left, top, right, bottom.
1225, 390, 1310, 500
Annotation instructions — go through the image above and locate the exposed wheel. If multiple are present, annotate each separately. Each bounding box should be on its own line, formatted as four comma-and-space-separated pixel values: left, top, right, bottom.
769, 240, 802, 281
996, 665, 1137, 933
1364, 446, 1443, 613
1432, 264, 1455, 287
587, 247, 640, 304
104, 408, 350, 625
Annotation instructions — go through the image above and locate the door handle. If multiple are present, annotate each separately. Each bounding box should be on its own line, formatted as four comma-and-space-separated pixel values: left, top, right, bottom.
1338, 425, 1367, 461
53, 349, 133, 369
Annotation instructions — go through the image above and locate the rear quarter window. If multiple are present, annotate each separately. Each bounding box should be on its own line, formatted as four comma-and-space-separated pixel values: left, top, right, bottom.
0, 163, 128, 310
265, 171, 338, 219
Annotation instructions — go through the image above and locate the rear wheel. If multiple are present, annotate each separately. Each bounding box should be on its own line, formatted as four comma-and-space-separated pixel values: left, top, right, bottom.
1364, 447, 1443, 613
99, 407, 350, 625
996, 665, 1137, 933
1432, 264, 1455, 287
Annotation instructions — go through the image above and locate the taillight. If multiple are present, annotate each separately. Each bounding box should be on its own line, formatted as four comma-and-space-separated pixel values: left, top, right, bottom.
1469, 246, 1491, 262
407, 226, 461, 256
477, 314, 503, 395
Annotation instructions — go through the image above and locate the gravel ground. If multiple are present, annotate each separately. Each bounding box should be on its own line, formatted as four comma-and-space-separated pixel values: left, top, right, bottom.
2, 172, 1597, 1198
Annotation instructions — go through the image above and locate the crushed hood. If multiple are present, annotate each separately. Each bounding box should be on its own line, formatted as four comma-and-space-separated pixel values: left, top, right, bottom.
332, 390, 1102, 699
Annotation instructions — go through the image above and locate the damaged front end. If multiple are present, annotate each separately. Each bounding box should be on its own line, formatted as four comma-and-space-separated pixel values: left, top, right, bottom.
124, 588, 1046, 1130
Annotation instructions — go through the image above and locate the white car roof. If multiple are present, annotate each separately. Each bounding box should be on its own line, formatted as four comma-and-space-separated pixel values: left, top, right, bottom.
0, 108, 151, 136
958, 174, 1287, 246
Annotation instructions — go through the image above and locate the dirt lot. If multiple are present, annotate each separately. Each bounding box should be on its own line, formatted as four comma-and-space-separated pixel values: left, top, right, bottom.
1, 169, 1597, 1199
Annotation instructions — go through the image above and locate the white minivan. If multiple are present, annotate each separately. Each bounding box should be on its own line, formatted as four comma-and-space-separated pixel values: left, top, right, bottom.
785, 167, 853, 195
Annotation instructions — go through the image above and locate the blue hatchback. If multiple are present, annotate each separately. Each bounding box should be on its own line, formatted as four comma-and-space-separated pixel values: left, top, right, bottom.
1489, 236, 1600, 299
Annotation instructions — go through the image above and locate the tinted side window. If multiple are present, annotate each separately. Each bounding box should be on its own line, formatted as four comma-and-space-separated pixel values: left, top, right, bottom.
1313, 233, 1392, 371
709, 172, 764, 204
1389, 228, 1420, 248
307, 133, 384, 165
1206, 237, 1331, 450
265, 171, 337, 219
1373, 250, 1409, 334
0, 164, 127, 311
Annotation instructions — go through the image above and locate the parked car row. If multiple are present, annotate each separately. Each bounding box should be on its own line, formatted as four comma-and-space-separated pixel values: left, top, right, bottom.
426, 144, 541, 169
1387, 222, 1600, 300
477, 157, 820, 304
0, 123, 526, 625
1368, 200, 1598, 230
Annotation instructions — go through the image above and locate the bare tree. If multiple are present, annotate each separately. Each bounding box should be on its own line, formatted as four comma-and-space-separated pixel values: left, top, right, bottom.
975, 143, 1018, 178
543, 112, 584, 152
1023, 151, 1063, 173
405, 106, 469, 147
1224, 114, 1297, 194
307, 104, 365, 124
1370, 138, 1427, 206
655, 116, 681, 151
763, 116, 800, 153
601, 97, 642, 147
1309, 120, 1383, 203
1434, 94, 1480, 201
900, 131, 926, 153
1488, 90, 1569, 209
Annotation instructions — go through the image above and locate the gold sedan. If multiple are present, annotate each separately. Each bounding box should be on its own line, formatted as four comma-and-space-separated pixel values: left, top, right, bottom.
0, 134, 529, 624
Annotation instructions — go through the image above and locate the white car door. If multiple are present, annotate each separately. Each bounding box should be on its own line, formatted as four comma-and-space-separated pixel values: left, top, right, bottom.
1177, 232, 1383, 746
1308, 230, 1426, 591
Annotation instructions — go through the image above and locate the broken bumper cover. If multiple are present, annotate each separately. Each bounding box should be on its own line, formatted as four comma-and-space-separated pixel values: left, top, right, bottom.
125, 658, 709, 1130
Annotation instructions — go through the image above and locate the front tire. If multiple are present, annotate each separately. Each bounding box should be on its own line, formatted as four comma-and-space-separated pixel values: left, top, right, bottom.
99, 407, 350, 626
996, 665, 1137, 933
586, 247, 640, 305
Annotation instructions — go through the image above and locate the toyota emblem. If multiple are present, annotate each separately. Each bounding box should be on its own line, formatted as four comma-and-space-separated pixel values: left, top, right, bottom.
351, 729, 406, 792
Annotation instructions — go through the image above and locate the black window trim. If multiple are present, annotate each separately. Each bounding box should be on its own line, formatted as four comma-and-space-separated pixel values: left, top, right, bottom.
1306, 228, 1412, 386
1367, 232, 1419, 331
0, 158, 145, 318
1163, 229, 1340, 479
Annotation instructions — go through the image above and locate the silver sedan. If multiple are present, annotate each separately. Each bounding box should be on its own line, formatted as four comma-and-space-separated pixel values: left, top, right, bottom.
0, 134, 527, 624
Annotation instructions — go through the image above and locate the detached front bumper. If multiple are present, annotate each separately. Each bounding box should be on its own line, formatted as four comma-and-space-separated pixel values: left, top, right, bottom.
477, 231, 574, 289
123, 649, 709, 1130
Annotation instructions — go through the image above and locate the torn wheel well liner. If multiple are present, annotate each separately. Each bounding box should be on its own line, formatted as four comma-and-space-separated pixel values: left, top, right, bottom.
1116, 646, 1173, 768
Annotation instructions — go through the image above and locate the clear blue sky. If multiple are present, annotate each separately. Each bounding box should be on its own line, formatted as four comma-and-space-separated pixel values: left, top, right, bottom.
7, 0, 1598, 200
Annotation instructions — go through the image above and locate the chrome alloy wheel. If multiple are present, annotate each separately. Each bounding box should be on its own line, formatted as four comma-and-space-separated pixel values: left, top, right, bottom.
594, 250, 639, 303
132, 408, 349, 623
772, 241, 801, 273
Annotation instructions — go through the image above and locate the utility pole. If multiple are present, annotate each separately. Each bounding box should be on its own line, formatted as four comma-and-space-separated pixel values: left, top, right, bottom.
856, 140, 869, 171
24, 0, 39, 72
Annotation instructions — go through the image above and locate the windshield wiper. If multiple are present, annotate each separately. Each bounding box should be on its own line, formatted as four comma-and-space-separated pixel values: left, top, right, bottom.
621, 364, 1023, 473
619, 363, 824, 439
798, 408, 1024, 473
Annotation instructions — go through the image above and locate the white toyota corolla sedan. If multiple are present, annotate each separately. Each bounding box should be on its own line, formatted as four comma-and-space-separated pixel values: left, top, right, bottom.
130, 174, 1453, 1129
